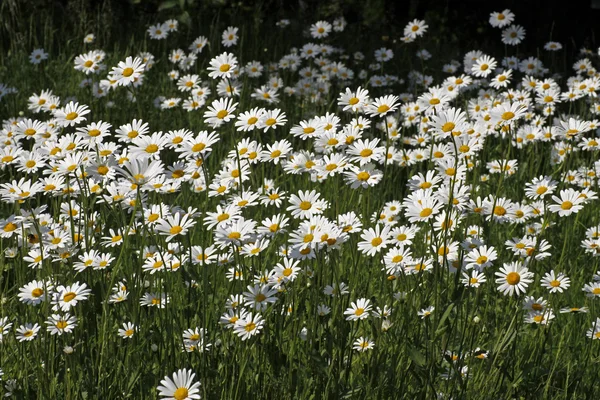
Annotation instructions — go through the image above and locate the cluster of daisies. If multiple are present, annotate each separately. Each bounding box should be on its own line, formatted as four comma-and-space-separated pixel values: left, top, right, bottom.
1, 8, 600, 398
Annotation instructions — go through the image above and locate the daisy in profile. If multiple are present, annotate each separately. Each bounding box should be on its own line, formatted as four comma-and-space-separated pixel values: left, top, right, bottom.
544, 41, 562, 51
540, 270, 570, 293
489, 9, 515, 28
157, 368, 201, 399
83, 33, 94, 44
111, 56, 145, 86
353, 337, 375, 352
586, 318, 600, 340
418, 306, 434, 319
344, 298, 372, 321
495, 262, 534, 296
207, 52, 238, 79
16, 323, 41, 342
471, 55, 497, 77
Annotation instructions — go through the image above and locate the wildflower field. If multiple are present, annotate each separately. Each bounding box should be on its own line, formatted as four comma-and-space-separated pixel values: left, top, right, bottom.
1, 4, 600, 399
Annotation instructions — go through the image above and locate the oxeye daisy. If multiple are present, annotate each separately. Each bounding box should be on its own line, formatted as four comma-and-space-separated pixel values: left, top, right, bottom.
54, 101, 90, 127
489, 9, 515, 28
111, 56, 145, 86
461, 270, 487, 288
548, 188, 584, 217
418, 306, 435, 319
118, 322, 137, 339
157, 368, 201, 400
365, 95, 400, 117
233, 312, 264, 340
540, 270, 570, 293
353, 337, 375, 352
16, 323, 41, 342
471, 55, 497, 77
338, 86, 369, 112
495, 262, 534, 296
207, 52, 238, 79
344, 298, 372, 321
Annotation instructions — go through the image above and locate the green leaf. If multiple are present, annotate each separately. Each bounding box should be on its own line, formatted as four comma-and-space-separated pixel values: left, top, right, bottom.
158, 0, 178, 11
179, 11, 191, 27
435, 303, 454, 335
407, 345, 426, 367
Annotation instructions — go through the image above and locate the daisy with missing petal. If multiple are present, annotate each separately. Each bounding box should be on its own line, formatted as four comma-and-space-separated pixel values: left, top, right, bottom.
233, 312, 264, 341
540, 270, 570, 293
353, 337, 375, 352
258, 108, 287, 132
418, 306, 435, 319
157, 368, 201, 400
495, 262, 534, 296
207, 52, 238, 79
16, 323, 41, 342
471, 55, 497, 77
112, 56, 145, 86
344, 298, 372, 321
54, 101, 90, 127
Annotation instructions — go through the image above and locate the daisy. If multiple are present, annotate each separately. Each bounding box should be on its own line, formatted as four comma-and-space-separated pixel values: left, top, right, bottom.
258, 108, 287, 132
338, 86, 369, 112
404, 19, 428, 39
16, 323, 41, 342
464, 245, 497, 270
344, 298, 372, 321
54, 101, 90, 127
46, 313, 77, 335
540, 270, 570, 293
357, 225, 391, 256
157, 368, 201, 400
582, 282, 600, 297
495, 262, 534, 296
353, 337, 375, 352
118, 322, 136, 339
155, 213, 196, 242
586, 318, 600, 340
29, 48, 49, 64
233, 312, 264, 340
548, 188, 584, 217
418, 306, 435, 319
502, 25, 526, 46
489, 9, 515, 28
222, 26, 239, 47
471, 55, 497, 77
111, 56, 145, 86
203, 97, 238, 128
365, 95, 400, 118
52, 282, 92, 312
287, 190, 327, 219
207, 52, 238, 79
461, 270, 487, 288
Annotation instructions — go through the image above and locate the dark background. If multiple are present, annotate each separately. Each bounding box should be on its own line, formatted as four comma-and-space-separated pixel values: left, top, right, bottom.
2, 0, 600, 59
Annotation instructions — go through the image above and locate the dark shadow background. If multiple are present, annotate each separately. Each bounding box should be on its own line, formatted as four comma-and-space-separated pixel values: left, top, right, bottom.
2, 0, 600, 59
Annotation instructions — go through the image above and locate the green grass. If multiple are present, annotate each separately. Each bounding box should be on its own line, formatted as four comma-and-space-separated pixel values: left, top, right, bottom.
0, 7, 600, 400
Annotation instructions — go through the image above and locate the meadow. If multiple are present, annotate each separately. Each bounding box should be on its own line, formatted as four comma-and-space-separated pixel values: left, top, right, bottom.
0, 6, 600, 399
